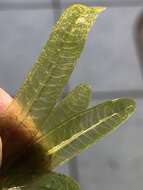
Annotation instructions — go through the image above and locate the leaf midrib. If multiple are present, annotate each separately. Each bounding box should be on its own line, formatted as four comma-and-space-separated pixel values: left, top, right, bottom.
47, 113, 118, 155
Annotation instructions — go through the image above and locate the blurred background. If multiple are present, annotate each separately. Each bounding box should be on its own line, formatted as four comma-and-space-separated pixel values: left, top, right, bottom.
0, 0, 143, 190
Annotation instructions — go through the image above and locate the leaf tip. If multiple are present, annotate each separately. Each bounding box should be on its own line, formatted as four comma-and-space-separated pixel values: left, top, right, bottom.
113, 98, 136, 116
92, 7, 106, 15
125, 98, 136, 115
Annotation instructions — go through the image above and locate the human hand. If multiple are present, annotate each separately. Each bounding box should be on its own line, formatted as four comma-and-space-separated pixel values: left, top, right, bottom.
0, 88, 12, 113
0, 88, 12, 168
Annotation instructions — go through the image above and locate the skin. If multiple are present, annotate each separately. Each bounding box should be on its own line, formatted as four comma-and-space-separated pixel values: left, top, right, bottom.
0, 88, 12, 168
0, 88, 13, 113
0, 88, 48, 176
0, 88, 36, 173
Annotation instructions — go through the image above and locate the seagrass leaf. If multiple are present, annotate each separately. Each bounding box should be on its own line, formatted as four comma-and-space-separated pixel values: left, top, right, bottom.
11, 4, 105, 128
23, 173, 79, 190
2, 172, 79, 190
41, 84, 92, 133
39, 98, 135, 169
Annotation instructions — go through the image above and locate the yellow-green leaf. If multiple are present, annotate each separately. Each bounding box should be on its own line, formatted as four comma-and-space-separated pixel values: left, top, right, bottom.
12, 4, 105, 128
1, 172, 79, 190
39, 98, 135, 169
41, 84, 92, 133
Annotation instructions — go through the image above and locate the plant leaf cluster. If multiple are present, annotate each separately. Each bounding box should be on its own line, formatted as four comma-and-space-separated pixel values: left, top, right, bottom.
1, 4, 135, 190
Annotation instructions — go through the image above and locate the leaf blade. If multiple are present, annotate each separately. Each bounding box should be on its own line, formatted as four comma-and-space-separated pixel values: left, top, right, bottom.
41, 84, 92, 133
39, 98, 135, 169
2, 172, 79, 190
24, 172, 79, 190
11, 5, 105, 128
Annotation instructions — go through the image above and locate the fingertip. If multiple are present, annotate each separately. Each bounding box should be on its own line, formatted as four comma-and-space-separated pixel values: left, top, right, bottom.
0, 88, 13, 113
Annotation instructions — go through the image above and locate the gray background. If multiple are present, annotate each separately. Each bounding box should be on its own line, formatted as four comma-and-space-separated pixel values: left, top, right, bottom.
0, 1, 143, 190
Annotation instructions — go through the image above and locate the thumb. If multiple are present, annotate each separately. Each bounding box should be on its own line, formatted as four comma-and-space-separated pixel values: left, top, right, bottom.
0, 88, 13, 113
0, 88, 12, 168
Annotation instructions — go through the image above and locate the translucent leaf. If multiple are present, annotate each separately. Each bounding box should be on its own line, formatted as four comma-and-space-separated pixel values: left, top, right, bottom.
23, 173, 79, 190
10, 5, 105, 128
1, 172, 79, 190
38, 98, 135, 169
41, 84, 92, 133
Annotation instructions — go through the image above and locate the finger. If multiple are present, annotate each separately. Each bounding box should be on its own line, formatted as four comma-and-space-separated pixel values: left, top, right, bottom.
0, 88, 13, 113
0, 137, 2, 168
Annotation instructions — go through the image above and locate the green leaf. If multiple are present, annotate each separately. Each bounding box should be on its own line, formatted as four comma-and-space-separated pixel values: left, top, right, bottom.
2, 172, 79, 190
38, 98, 135, 169
24, 173, 79, 190
41, 84, 92, 133
12, 4, 105, 128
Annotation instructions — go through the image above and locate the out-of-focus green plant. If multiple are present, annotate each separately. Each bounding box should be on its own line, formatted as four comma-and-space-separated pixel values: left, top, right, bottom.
0, 4, 135, 190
